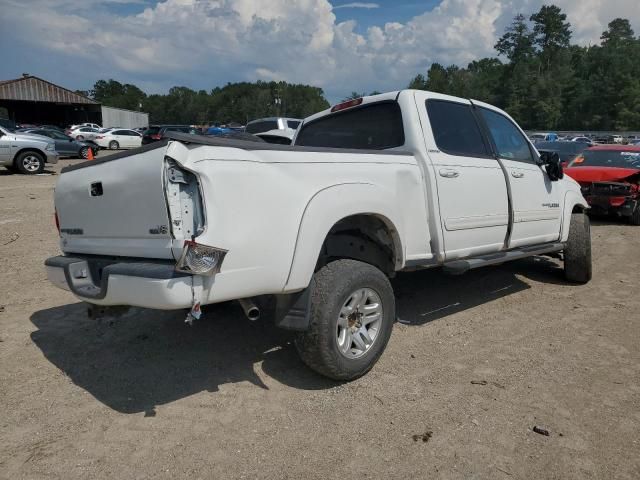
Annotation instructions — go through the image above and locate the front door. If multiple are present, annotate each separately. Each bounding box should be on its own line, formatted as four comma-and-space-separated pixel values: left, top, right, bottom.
477, 106, 562, 247
416, 93, 510, 260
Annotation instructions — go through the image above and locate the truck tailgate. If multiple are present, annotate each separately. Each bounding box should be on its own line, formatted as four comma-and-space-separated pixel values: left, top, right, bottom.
55, 143, 174, 259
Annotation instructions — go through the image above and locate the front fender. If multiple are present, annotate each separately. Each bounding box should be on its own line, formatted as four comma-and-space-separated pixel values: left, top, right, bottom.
284, 182, 404, 291
561, 189, 589, 242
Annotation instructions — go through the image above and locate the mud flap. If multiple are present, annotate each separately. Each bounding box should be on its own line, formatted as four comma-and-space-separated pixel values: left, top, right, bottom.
274, 283, 313, 331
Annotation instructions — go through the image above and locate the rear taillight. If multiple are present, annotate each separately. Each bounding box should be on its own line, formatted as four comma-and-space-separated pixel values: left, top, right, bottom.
176, 241, 227, 275
54, 210, 60, 235
151, 134, 161, 140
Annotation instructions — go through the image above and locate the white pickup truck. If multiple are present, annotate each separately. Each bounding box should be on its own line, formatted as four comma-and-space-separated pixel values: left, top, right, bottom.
46, 90, 591, 380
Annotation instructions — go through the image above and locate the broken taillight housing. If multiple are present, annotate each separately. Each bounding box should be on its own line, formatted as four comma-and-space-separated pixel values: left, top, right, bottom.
176, 240, 227, 275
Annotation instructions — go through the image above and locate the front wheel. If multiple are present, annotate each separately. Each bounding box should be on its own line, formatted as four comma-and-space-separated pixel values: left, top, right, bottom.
295, 259, 395, 381
15, 151, 45, 175
79, 146, 90, 159
629, 204, 640, 226
564, 212, 592, 283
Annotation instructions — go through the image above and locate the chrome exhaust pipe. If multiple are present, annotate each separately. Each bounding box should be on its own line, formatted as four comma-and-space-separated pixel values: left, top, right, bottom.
238, 298, 260, 321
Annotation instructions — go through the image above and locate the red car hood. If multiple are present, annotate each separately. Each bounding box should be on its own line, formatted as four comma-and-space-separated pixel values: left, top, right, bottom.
564, 166, 640, 184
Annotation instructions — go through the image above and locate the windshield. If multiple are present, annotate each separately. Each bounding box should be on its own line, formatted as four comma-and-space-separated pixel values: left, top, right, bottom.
569, 150, 640, 169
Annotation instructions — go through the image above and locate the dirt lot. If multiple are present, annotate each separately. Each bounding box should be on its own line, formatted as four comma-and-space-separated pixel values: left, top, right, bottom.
1, 154, 639, 479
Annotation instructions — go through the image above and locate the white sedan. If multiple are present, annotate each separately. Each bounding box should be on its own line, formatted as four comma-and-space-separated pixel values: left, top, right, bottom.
69, 126, 100, 141
94, 129, 142, 149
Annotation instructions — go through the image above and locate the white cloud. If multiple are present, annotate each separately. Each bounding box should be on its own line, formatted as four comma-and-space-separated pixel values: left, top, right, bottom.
333, 2, 380, 9
0, 0, 638, 102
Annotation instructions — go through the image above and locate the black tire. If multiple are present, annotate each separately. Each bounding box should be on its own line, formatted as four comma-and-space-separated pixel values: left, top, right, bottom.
109, 141, 119, 150
79, 146, 90, 159
564, 212, 592, 283
295, 259, 395, 381
629, 204, 640, 226
15, 151, 45, 175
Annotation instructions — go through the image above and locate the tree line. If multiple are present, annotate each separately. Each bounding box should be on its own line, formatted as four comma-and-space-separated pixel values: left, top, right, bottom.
408, 6, 640, 131
84, 80, 330, 125
83, 4, 639, 130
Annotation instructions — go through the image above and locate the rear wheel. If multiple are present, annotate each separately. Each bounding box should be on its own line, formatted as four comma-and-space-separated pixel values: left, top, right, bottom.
109, 140, 119, 150
564, 212, 592, 283
79, 146, 90, 159
15, 151, 45, 175
295, 259, 395, 381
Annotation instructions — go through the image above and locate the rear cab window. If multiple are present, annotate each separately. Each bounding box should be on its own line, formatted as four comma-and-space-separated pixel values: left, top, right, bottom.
295, 102, 404, 150
425, 100, 490, 157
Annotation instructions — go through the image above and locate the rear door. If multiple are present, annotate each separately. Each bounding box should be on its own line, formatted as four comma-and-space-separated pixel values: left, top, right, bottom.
416, 93, 509, 260
476, 106, 562, 248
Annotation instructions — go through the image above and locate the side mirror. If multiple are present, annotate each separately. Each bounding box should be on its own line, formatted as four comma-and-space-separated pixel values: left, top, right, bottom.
539, 151, 563, 181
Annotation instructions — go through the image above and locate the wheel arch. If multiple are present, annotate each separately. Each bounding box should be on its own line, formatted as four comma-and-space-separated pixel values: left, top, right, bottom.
13, 147, 46, 165
284, 183, 405, 291
561, 190, 589, 242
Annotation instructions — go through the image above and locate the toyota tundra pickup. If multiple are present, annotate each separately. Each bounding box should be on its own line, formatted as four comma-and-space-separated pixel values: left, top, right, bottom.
45, 90, 591, 380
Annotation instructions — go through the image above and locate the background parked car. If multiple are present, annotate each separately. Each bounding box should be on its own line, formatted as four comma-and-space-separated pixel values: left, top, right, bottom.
68, 123, 101, 131
68, 126, 100, 141
529, 132, 559, 143
570, 136, 593, 143
0, 125, 58, 174
564, 145, 640, 224
17, 128, 98, 158
94, 129, 142, 149
39, 124, 66, 133
245, 117, 301, 135
255, 129, 294, 145
535, 141, 591, 167
142, 125, 200, 144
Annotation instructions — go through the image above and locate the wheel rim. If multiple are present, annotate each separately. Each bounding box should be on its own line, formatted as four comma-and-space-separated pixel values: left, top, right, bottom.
21, 155, 41, 172
110, 141, 118, 149
336, 287, 383, 359
80, 147, 89, 158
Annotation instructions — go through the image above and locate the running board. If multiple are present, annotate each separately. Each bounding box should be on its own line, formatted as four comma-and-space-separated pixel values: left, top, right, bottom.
443, 242, 565, 275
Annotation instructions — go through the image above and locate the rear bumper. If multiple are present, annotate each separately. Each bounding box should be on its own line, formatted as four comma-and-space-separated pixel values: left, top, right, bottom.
45, 255, 194, 309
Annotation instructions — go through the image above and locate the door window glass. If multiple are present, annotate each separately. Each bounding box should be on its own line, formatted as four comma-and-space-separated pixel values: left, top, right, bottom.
426, 100, 490, 157
479, 108, 534, 163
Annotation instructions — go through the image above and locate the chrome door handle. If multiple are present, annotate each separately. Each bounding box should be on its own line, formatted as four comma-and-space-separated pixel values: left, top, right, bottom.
511, 171, 525, 178
439, 169, 460, 178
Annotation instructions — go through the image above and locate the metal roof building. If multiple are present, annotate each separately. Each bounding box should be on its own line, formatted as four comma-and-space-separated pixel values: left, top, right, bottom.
0, 74, 148, 129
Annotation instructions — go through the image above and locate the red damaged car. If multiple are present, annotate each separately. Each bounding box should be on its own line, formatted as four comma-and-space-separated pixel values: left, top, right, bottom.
564, 145, 640, 224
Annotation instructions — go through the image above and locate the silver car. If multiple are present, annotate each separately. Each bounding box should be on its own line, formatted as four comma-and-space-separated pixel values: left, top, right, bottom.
0, 126, 59, 174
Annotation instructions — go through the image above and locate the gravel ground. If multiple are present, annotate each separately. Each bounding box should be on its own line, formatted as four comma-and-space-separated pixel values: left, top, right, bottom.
0, 154, 639, 479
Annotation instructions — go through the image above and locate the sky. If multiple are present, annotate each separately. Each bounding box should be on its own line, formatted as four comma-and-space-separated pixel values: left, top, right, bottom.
1, 0, 639, 103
